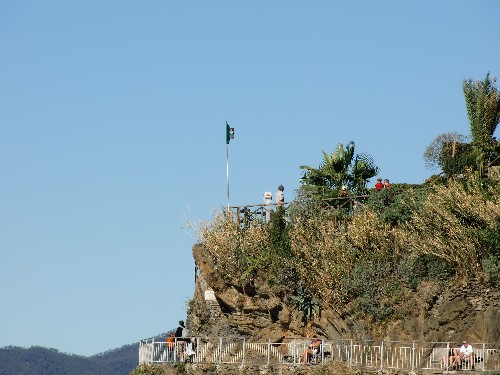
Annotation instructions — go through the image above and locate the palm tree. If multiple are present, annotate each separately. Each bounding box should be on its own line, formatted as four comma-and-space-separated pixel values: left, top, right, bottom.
463, 73, 500, 176
299, 141, 379, 198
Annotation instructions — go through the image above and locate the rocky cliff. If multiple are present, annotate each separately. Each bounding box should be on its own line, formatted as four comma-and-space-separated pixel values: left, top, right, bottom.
189, 243, 500, 345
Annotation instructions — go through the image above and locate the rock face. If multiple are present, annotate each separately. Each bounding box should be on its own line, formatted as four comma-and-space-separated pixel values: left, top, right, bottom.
189, 243, 500, 345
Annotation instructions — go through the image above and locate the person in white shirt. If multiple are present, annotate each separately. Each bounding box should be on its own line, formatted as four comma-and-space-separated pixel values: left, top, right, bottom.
459, 340, 474, 369
276, 185, 284, 206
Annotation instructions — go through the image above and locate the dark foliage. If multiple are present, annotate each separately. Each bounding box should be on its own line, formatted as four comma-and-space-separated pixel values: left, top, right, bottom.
365, 184, 430, 225
440, 141, 475, 176
401, 254, 456, 290
269, 206, 292, 258
290, 286, 321, 323
340, 259, 396, 321
482, 255, 500, 288
0, 343, 138, 375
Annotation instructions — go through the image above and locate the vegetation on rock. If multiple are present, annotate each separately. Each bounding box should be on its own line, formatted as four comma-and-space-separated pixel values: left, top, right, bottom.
199, 175, 499, 326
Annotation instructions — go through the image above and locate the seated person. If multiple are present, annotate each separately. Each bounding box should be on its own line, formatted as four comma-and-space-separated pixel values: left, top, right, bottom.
459, 340, 474, 369
443, 344, 461, 370
184, 338, 196, 363
299, 337, 322, 364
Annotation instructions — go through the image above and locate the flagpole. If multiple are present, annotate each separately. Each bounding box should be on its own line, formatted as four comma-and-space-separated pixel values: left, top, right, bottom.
226, 142, 230, 211
225, 121, 234, 213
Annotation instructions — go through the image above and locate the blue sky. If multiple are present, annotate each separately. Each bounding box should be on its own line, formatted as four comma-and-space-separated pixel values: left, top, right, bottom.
0, 1, 498, 356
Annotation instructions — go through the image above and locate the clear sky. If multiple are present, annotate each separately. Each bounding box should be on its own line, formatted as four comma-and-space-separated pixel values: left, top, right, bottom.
1, 1, 499, 356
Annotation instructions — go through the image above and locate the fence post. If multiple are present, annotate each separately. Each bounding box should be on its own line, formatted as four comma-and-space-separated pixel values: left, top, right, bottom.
219, 337, 222, 364
411, 341, 416, 370
267, 338, 271, 365
380, 341, 384, 370
349, 339, 353, 368
321, 342, 324, 365
482, 343, 485, 372
293, 339, 296, 365
445, 342, 450, 370
242, 338, 246, 366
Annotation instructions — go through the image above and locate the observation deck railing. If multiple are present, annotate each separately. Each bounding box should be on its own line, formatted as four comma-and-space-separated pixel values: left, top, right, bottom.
139, 337, 499, 372
228, 195, 370, 228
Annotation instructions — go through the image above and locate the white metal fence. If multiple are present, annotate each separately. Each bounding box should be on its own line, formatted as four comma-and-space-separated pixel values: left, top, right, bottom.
138, 338, 500, 372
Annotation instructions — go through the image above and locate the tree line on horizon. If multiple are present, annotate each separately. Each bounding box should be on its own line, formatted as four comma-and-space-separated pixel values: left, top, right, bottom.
0, 344, 138, 375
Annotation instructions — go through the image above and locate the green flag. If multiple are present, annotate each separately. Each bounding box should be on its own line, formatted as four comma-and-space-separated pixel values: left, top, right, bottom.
226, 122, 234, 144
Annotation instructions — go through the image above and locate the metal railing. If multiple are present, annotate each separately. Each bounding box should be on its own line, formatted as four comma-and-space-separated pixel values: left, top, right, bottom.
228, 195, 371, 228
228, 202, 290, 228
139, 338, 500, 372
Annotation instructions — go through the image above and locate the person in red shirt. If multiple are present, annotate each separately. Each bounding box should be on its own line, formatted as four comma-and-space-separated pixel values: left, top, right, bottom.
375, 178, 383, 191
383, 179, 391, 189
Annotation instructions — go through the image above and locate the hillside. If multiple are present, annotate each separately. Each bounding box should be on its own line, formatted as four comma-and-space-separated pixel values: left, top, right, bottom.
131, 179, 499, 375
0, 343, 138, 375
188, 180, 499, 344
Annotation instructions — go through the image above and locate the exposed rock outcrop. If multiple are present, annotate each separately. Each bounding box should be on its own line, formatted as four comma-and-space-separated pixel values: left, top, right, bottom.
189, 243, 500, 345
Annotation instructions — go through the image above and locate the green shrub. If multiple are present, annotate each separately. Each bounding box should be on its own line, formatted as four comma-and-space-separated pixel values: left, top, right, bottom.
269, 206, 292, 258
402, 254, 455, 290
366, 184, 430, 225
479, 221, 500, 258
290, 286, 321, 324
340, 259, 397, 321
173, 363, 186, 373
482, 255, 500, 288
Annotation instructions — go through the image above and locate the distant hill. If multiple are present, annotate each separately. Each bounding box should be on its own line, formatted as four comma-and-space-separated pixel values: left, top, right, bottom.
0, 343, 138, 375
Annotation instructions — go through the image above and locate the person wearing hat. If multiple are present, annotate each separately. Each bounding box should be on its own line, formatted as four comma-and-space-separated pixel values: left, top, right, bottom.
276, 185, 284, 206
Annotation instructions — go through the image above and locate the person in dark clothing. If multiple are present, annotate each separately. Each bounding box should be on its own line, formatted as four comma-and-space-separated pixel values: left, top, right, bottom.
175, 320, 186, 361
175, 320, 185, 338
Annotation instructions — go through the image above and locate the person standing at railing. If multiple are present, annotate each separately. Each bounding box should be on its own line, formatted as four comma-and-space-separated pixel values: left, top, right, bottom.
276, 185, 285, 206
264, 191, 272, 222
166, 332, 175, 362
175, 320, 187, 362
340, 185, 348, 197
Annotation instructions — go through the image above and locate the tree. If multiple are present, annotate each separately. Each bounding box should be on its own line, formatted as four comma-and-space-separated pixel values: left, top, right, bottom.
299, 141, 379, 197
423, 74, 500, 178
463, 72, 500, 176
423, 132, 474, 176
423, 132, 467, 170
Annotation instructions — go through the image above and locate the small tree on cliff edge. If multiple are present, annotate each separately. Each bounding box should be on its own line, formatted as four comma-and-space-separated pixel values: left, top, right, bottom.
299, 141, 379, 198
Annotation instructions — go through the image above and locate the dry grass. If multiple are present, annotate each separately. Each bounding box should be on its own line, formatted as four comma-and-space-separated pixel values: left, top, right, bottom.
199, 212, 270, 283
198, 177, 499, 319
399, 179, 500, 274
